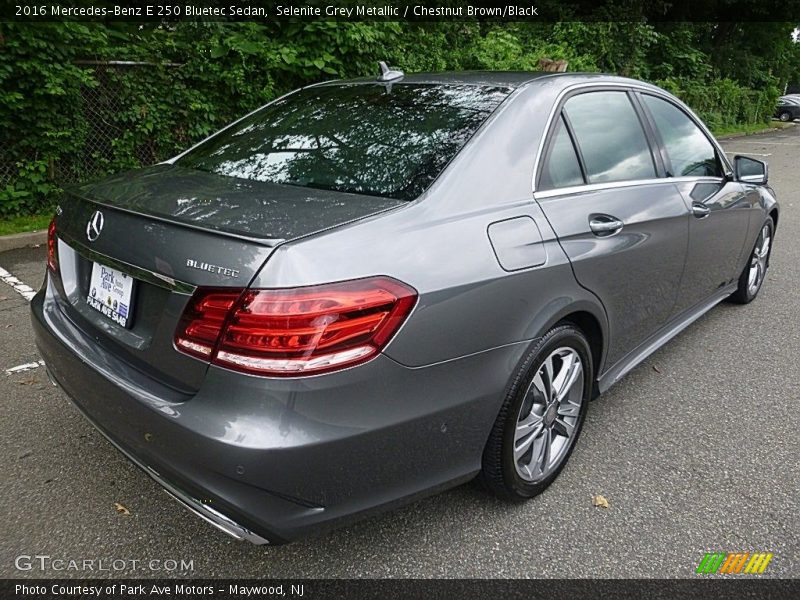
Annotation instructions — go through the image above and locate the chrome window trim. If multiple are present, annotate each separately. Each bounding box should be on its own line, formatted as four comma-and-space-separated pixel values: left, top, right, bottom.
530, 81, 734, 193
533, 176, 725, 200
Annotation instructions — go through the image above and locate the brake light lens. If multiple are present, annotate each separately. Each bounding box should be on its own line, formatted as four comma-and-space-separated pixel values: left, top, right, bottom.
175, 277, 417, 376
175, 290, 241, 359
47, 217, 58, 272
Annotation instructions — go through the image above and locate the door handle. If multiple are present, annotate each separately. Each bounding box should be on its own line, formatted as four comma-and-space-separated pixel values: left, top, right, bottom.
691, 203, 711, 218
589, 216, 624, 236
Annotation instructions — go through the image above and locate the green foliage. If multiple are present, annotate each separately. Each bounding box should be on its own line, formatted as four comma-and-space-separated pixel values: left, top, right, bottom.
1, 159, 61, 216
0, 21, 796, 218
470, 27, 600, 72
655, 77, 780, 131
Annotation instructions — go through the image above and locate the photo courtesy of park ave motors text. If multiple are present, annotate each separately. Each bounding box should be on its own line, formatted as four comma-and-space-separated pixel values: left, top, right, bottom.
1, 0, 799, 587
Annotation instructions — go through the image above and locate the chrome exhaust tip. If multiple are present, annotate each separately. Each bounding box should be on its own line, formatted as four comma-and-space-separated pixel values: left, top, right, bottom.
162, 489, 270, 545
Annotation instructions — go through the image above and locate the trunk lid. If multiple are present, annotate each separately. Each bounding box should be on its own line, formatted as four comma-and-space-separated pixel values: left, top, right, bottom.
71, 163, 405, 241
51, 165, 404, 393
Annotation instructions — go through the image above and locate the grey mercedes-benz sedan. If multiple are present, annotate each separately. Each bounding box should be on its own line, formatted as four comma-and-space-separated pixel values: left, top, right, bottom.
32, 70, 778, 544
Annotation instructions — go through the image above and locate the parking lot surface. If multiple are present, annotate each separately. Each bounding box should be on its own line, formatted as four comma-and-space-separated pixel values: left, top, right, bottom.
1, 126, 798, 578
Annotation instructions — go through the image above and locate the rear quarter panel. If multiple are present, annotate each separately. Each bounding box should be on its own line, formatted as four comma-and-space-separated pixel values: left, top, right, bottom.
250, 82, 608, 368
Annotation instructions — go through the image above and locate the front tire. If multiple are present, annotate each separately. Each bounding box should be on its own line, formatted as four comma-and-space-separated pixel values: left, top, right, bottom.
730, 217, 774, 304
481, 324, 592, 500
778, 111, 792, 122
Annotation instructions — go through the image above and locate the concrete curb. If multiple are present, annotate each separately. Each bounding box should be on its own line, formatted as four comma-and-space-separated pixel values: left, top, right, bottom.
0, 230, 47, 253
717, 122, 796, 140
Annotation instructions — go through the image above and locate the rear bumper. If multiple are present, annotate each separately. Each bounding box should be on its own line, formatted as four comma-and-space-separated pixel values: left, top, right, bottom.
71, 399, 269, 544
31, 280, 528, 543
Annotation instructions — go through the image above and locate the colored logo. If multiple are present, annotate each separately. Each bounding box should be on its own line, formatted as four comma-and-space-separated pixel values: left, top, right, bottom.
696, 552, 773, 574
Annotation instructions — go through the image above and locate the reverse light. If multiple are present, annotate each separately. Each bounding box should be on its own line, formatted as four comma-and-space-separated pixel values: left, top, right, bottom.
47, 217, 58, 272
175, 277, 417, 376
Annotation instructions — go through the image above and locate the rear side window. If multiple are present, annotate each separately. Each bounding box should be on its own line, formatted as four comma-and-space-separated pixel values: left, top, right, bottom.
563, 91, 656, 183
178, 83, 510, 201
641, 94, 722, 177
539, 116, 584, 190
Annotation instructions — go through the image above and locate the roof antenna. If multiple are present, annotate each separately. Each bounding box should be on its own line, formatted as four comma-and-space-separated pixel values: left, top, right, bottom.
377, 61, 404, 83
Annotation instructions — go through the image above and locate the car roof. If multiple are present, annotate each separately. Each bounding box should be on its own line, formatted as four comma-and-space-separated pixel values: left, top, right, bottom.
314, 71, 660, 91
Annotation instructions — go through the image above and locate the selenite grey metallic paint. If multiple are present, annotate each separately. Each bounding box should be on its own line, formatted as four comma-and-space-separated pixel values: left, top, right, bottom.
31, 72, 778, 544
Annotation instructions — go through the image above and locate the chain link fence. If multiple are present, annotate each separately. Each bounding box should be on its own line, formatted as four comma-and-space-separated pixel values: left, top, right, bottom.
0, 157, 19, 193
0, 61, 179, 193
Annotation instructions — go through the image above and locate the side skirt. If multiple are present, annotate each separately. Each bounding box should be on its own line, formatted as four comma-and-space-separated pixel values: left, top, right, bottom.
597, 283, 737, 394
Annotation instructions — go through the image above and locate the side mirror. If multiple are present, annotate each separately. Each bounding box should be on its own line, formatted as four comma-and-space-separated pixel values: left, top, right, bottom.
734, 155, 768, 185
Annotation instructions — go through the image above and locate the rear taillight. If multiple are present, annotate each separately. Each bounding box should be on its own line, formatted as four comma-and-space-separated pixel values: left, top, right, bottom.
175, 277, 417, 376
47, 217, 58, 272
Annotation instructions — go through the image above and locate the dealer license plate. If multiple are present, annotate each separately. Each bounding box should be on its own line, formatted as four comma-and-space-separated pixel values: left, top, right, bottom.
86, 262, 135, 328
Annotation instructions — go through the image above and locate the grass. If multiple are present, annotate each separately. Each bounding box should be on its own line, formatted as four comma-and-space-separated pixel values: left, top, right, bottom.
0, 213, 52, 236
712, 120, 793, 138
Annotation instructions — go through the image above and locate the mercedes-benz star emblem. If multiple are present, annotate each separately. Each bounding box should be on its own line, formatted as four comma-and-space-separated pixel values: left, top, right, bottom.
86, 210, 104, 242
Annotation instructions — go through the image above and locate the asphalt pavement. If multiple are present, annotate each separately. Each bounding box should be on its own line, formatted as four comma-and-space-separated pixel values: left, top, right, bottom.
1, 126, 798, 579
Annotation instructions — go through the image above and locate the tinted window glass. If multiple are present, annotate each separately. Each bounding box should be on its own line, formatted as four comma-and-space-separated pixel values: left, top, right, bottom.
539, 116, 584, 190
564, 92, 656, 183
642, 94, 722, 177
178, 84, 510, 200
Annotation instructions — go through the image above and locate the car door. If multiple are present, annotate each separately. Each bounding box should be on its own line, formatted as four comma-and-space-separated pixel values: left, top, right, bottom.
534, 89, 691, 368
637, 93, 750, 314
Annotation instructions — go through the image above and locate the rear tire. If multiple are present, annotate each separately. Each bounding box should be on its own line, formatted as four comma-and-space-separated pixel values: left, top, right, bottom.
480, 324, 592, 500
730, 217, 774, 304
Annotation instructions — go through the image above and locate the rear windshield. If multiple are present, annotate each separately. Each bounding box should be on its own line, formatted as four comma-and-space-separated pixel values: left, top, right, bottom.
177, 83, 511, 201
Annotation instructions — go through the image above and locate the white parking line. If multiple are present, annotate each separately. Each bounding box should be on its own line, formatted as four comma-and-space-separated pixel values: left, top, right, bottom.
0, 265, 45, 376
0, 266, 36, 301
725, 151, 772, 157
722, 140, 800, 146
5, 360, 45, 375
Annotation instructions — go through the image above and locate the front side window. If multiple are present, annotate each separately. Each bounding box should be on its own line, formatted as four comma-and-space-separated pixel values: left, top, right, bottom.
641, 94, 722, 177
539, 115, 585, 190
178, 83, 511, 201
563, 91, 657, 184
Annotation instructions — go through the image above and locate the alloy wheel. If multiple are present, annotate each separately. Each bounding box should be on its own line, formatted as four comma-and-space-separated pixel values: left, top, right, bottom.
747, 223, 771, 297
513, 347, 584, 482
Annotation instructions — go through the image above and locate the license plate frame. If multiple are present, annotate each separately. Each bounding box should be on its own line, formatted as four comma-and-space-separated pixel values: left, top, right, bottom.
86, 262, 135, 329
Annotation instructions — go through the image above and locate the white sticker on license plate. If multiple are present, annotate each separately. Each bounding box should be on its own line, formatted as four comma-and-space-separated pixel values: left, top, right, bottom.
86, 262, 135, 328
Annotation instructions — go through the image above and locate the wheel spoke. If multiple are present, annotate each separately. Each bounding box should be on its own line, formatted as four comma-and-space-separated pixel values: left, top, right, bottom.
552, 417, 574, 438
759, 236, 771, 259
557, 399, 581, 418
551, 351, 573, 394
531, 371, 547, 401
541, 356, 555, 402
554, 354, 582, 402
514, 423, 544, 462
515, 412, 543, 439
748, 264, 758, 288
531, 428, 552, 476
